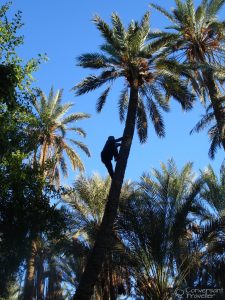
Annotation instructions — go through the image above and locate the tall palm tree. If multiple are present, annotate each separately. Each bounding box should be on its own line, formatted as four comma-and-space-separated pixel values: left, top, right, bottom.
62, 174, 132, 300
150, 0, 225, 152
118, 159, 205, 299
23, 87, 91, 300
73, 12, 194, 299
31, 87, 90, 185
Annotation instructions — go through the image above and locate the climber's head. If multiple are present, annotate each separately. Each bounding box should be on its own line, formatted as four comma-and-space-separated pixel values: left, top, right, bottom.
108, 136, 115, 141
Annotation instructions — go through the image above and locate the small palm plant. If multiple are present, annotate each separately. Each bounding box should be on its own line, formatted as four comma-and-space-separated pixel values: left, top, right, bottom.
150, 0, 225, 153
31, 87, 90, 185
73, 12, 194, 299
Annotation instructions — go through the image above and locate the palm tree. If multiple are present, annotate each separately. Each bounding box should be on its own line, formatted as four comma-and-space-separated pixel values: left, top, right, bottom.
23, 88, 90, 300
150, 0, 225, 153
73, 12, 194, 299
31, 87, 90, 185
118, 159, 206, 299
62, 174, 132, 299
197, 164, 225, 289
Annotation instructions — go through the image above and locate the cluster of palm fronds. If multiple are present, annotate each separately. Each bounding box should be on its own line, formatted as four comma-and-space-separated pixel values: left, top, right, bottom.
13, 160, 224, 299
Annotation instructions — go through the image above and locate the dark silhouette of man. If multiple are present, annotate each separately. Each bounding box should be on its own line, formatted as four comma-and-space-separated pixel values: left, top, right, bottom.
101, 136, 124, 178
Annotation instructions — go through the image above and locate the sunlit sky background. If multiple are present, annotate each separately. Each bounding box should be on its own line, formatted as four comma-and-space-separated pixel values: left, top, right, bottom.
10, 0, 225, 184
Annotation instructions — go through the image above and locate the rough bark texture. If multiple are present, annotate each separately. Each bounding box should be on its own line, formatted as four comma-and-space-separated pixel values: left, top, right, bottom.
23, 239, 36, 300
36, 255, 44, 300
203, 69, 225, 150
73, 82, 139, 300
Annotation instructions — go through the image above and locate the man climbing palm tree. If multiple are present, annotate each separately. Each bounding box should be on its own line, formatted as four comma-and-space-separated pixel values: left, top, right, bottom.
101, 135, 127, 178
73, 12, 194, 299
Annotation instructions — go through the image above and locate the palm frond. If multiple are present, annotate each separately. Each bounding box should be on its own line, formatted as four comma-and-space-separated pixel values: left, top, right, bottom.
150, 3, 175, 22
39, 91, 47, 114
93, 15, 115, 46
100, 44, 121, 62
206, 0, 225, 18
69, 139, 91, 157
146, 33, 180, 54
136, 97, 148, 143
195, 1, 207, 23
53, 165, 60, 188
73, 70, 119, 96
59, 155, 68, 178
208, 125, 221, 159
62, 113, 90, 125
49, 88, 64, 113
64, 143, 85, 171
111, 13, 126, 49
147, 84, 170, 112
67, 127, 87, 137
186, 0, 196, 26
190, 111, 215, 134
52, 103, 74, 119
140, 12, 150, 41
118, 87, 129, 122
58, 124, 66, 138
33, 96, 41, 114
48, 86, 54, 103
159, 73, 195, 111
146, 95, 165, 138
77, 53, 110, 69
96, 86, 111, 113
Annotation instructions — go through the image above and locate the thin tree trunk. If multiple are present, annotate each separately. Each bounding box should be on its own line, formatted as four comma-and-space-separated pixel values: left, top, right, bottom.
203, 69, 225, 150
39, 141, 49, 168
73, 82, 139, 300
23, 239, 37, 300
36, 255, 44, 300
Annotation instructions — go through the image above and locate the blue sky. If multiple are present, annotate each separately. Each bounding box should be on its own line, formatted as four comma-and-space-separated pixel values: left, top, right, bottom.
10, 0, 225, 183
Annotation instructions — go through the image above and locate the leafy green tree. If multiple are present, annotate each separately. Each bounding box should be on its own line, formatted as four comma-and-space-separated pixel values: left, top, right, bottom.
150, 0, 225, 154
21, 194, 69, 300
0, 152, 63, 298
0, 1, 46, 161
118, 159, 205, 299
73, 12, 194, 299
0, 1, 46, 94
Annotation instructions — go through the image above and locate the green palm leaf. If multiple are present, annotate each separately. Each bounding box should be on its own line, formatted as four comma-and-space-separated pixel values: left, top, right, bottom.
118, 87, 128, 122
96, 86, 111, 113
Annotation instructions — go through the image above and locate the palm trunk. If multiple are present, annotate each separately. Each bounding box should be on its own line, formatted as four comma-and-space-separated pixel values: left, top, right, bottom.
23, 239, 37, 300
73, 81, 139, 300
36, 255, 44, 300
203, 69, 225, 150
39, 141, 49, 168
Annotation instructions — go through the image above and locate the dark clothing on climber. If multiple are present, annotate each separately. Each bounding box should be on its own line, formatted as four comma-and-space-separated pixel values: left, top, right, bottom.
101, 136, 123, 178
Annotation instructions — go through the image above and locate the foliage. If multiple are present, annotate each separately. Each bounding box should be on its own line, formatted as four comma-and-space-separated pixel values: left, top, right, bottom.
118, 159, 206, 299
150, 0, 225, 158
29, 87, 91, 185
73, 12, 195, 143
61, 174, 133, 299
0, 154, 65, 298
